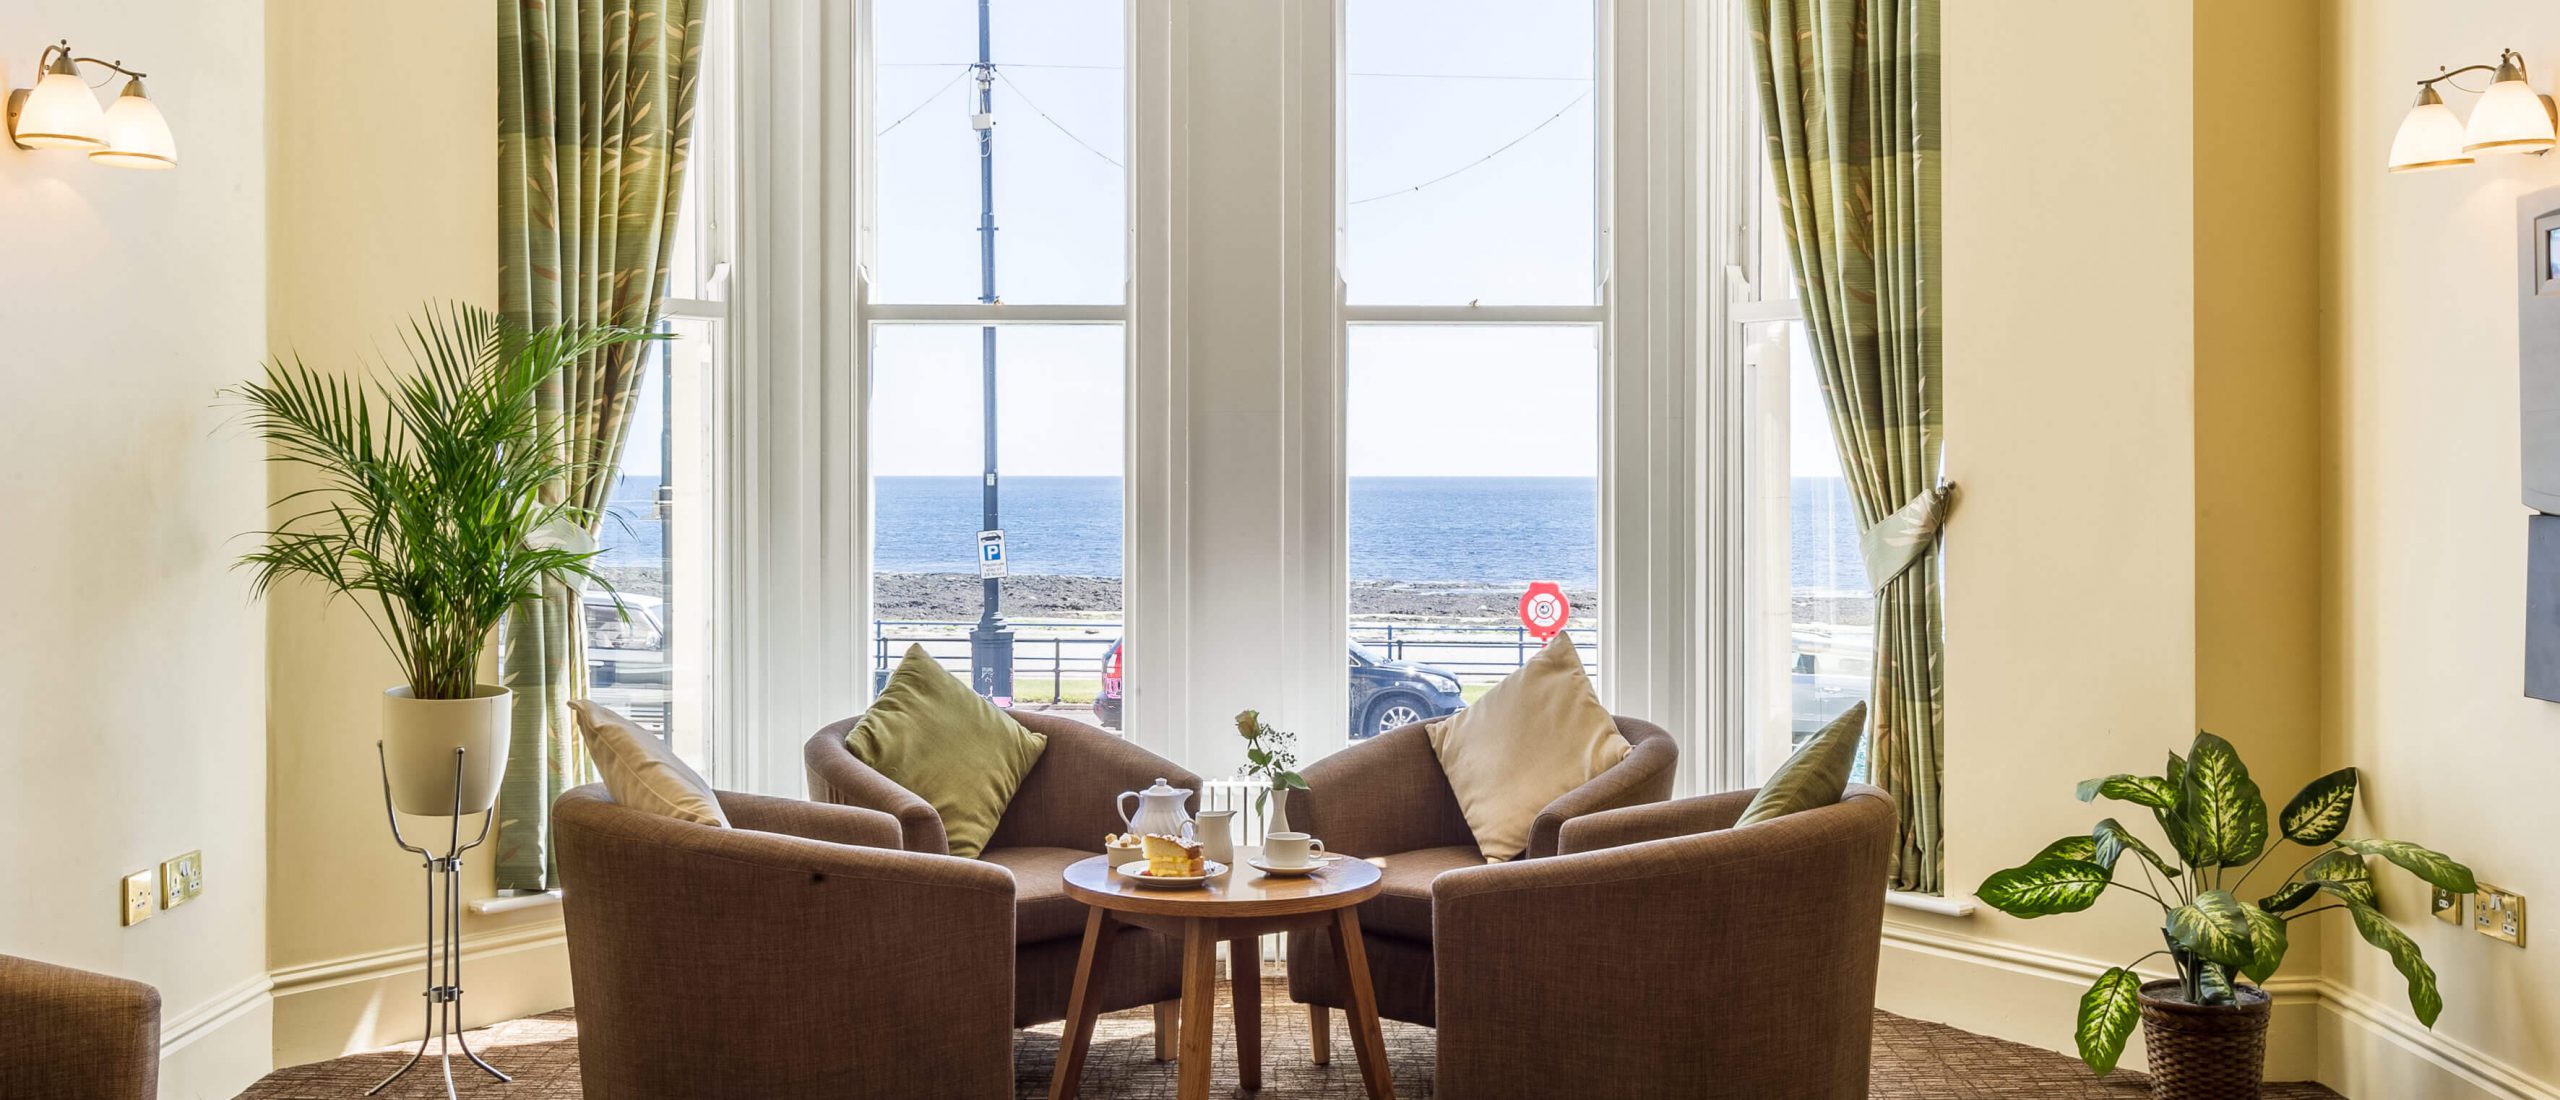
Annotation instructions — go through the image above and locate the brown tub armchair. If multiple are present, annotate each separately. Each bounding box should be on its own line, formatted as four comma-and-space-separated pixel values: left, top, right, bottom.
1432, 784, 1897, 1099
1287, 713, 1677, 1051
806, 709, 1198, 1043
554, 783, 1017, 1098
0, 954, 159, 1100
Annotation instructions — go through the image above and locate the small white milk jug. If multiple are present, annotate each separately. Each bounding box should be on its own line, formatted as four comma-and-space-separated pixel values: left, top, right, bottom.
1117, 777, 1196, 841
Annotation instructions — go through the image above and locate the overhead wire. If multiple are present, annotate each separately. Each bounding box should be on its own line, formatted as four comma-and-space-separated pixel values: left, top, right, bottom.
882, 63, 1593, 202
877, 68, 971, 136
1348, 86, 1592, 206
993, 69, 1125, 169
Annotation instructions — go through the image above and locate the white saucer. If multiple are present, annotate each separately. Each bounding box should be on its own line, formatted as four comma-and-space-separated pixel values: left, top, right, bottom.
1116, 859, 1229, 888
1246, 854, 1339, 877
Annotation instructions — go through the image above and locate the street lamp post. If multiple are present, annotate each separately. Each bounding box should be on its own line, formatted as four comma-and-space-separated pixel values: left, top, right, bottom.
965, 0, 1014, 699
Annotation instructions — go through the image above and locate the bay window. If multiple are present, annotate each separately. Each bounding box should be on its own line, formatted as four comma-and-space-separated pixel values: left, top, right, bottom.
719, 0, 1732, 795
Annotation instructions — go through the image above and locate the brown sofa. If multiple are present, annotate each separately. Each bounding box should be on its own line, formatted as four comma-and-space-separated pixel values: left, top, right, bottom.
0, 954, 159, 1100
1287, 714, 1677, 1047
1432, 784, 1897, 1099
805, 709, 1196, 1037
554, 784, 1017, 1098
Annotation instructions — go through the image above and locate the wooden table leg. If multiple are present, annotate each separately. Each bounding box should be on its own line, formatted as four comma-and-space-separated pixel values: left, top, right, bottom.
1154, 1000, 1181, 1062
1309, 1005, 1332, 1066
1177, 919, 1219, 1100
1329, 910, 1397, 1099
1048, 908, 1119, 1100
1230, 934, 1263, 1091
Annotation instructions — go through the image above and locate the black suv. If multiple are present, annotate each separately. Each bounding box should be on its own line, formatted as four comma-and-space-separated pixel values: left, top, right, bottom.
1090, 639, 1468, 739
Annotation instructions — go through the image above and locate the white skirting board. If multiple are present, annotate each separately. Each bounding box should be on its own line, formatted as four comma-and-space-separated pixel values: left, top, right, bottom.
1878, 920, 2560, 1100
265, 921, 574, 1069
155, 972, 275, 1100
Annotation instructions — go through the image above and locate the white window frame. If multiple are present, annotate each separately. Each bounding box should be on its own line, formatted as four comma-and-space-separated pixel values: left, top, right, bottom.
713, 0, 1746, 796
1705, 0, 1830, 789
648, 0, 734, 781
1703, 0, 1787, 793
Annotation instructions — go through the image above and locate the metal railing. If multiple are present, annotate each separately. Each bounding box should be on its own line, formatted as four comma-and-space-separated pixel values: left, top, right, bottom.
869, 617, 1600, 697
1349, 621, 1599, 683
870, 619, 1121, 704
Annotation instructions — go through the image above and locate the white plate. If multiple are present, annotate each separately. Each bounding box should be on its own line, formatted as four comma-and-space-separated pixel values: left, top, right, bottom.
1246, 855, 1339, 877
1116, 859, 1229, 888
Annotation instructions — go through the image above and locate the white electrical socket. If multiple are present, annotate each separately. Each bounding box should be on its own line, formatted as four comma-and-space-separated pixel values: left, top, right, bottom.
159, 851, 203, 909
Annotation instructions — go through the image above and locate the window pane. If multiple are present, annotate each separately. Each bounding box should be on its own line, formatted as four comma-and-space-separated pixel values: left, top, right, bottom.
1342, 324, 1599, 747
872, 0, 1126, 305
593, 316, 721, 777
869, 324, 1125, 723
1749, 320, 1870, 780
1343, 0, 1597, 306
1753, 150, 1799, 303
665, 159, 704, 300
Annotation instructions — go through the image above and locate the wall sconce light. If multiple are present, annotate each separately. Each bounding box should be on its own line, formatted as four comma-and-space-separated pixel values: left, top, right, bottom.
2390, 49, 2557, 173
6, 40, 176, 170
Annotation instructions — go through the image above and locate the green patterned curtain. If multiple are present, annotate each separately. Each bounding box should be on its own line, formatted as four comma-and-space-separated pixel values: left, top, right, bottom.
1747, 0, 1946, 892
494, 0, 705, 891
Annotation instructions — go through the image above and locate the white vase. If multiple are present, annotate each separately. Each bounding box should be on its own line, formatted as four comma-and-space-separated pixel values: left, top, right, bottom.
1266, 785, 1292, 836
382, 686, 513, 816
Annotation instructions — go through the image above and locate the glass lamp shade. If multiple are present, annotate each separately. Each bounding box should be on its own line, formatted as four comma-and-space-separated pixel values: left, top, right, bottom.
2463, 74, 2556, 155
2389, 93, 2473, 172
11, 68, 105, 150
89, 79, 176, 169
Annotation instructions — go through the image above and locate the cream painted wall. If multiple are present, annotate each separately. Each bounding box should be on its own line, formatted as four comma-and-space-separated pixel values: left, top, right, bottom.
263, 0, 571, 1067
1886, 0, 2206, 1065
2193, 0, 2327, 1071
1887, 0, 2326, 1081
1890, 2, 2560, 1095
2322, 4, 2560, 1096
0, 2, 274, 1097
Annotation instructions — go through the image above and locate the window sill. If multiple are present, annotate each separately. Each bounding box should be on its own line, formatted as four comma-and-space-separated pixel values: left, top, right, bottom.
466, 890, 562, 916
1885, 890, 1975, 917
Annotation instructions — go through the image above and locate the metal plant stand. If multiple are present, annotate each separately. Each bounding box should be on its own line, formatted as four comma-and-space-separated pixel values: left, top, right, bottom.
369, 743, 510, 1098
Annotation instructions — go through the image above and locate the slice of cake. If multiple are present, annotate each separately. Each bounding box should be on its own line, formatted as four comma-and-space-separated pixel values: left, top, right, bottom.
1142, 832, 1204, 877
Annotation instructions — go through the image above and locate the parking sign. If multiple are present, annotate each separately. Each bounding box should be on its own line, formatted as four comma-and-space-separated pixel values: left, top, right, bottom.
977, 530, 1007, 579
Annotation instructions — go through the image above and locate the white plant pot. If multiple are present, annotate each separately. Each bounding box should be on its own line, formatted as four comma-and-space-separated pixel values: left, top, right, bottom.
382, 686, 513, 816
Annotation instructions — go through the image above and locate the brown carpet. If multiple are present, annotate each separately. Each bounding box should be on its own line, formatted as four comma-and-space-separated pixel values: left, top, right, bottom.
235, 976, 2342, 1098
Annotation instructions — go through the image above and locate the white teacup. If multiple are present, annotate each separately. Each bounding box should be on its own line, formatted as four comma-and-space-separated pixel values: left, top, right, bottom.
1263, 831, 1328, 869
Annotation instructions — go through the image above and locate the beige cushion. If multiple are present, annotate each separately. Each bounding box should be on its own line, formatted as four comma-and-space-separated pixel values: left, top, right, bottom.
569, 698, 728, 828
1737, 701, 1867, 826
1425, 634, 1630, 860
844, 644, 1049, 859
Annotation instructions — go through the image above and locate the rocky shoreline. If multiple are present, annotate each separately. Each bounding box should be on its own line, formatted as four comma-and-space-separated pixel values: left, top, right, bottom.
872, 572, 1602, 623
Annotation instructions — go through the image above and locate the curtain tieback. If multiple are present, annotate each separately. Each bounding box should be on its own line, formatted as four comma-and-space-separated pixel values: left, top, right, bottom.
1860, 477, 1956, 590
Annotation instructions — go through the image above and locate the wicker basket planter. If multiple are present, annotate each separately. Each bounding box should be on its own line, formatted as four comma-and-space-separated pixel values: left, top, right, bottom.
2137, 979, 2271, 1099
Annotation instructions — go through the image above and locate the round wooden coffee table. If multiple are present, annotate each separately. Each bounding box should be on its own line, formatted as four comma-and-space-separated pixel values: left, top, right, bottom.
1048, 848, 1393, 1100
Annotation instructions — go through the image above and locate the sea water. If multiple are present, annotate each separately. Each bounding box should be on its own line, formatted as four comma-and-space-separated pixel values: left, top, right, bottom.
604, 474, 1867, 590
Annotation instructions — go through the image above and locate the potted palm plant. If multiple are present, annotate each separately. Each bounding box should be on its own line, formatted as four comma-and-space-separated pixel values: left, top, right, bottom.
231, 303, 652, 815
1978, 731, 2472, 1099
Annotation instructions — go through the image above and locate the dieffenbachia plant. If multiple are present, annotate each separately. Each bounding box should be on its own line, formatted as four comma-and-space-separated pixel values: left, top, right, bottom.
1976, 731, 2472, 1076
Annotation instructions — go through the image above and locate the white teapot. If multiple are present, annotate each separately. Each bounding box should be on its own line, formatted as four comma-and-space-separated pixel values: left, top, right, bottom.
1117, 777, 1195, 841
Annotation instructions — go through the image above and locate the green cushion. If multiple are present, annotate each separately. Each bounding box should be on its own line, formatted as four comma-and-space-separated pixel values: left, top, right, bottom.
844, 645, 1048, 859
1737, 701, 1868, 827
